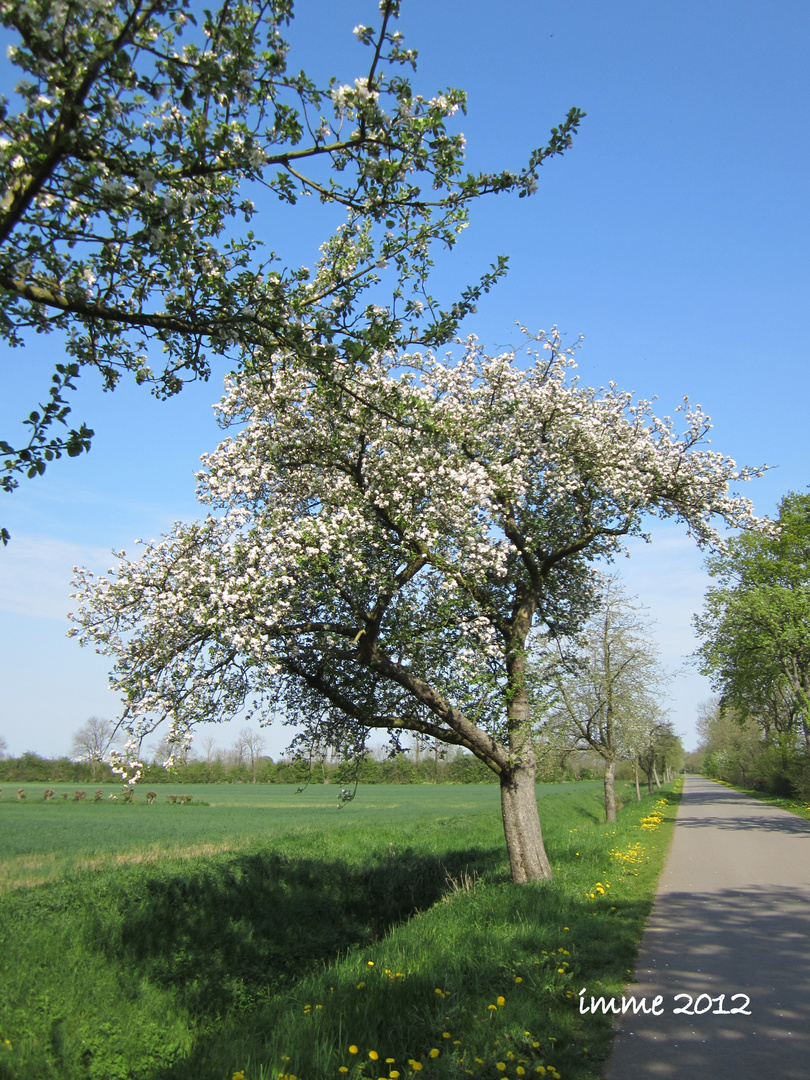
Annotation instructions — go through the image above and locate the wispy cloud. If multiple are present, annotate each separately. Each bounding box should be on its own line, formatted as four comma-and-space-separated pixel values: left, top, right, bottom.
0, 535, 114, 621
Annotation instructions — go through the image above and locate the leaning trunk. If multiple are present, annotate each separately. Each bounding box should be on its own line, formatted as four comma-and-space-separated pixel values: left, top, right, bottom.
633, 756, 641, 801
603, 758, 617, 823
500, 762, 552, 883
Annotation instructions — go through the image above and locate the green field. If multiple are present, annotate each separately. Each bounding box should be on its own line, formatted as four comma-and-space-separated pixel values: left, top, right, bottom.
0, 779, 681, 1080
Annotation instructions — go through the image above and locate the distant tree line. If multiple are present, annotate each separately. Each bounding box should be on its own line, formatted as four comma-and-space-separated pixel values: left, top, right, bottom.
0, 740, 654, 787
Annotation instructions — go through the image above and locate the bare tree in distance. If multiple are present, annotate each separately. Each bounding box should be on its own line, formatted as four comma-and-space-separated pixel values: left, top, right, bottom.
199, 733, 219, 766
238, 727, 266, 784
540, 577, 671, 822
70, 716, 123, 779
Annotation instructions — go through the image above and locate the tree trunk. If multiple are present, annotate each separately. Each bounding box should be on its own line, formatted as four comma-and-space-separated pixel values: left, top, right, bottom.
502, 608, 553, 883
652, 761, 661, 788
500, 763, 552, 882
603, 758, 617, 822
633, 756, 641, 801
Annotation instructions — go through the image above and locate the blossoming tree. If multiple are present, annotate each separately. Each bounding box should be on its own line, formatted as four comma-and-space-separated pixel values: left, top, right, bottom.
70, 332, 763, 882
0, 0, 582, 522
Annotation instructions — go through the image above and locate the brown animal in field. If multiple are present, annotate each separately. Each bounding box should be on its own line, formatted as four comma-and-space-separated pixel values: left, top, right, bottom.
17, 788, 25, 801
167, 794, 177, 804
146, 791, 157, 804
123, 787, 135, 803
93, 789, 103, 801
73, 790, 87, 802
180, 794, 193, 805
43, 789, 55, 801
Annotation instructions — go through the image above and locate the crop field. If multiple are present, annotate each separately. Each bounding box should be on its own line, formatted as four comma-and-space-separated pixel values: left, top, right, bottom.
0, 782, 511, 891
0, 779, 681, 1080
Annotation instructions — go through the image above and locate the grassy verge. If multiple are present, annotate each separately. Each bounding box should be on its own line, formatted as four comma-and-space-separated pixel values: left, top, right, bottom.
703, 776, 810, 820
0, 779, 682, 1080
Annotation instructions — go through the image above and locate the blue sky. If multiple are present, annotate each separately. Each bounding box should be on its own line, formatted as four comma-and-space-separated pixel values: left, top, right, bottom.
1, 0, 808, 759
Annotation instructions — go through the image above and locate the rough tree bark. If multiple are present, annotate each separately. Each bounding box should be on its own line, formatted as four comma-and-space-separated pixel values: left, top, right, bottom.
501, 622, 552, 882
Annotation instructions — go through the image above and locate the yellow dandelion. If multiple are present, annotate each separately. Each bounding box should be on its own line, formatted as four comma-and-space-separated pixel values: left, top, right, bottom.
497, 995, 506, 1006
386, 1059, 395, 1065
368, 961, 375, 967
515, 976, 523, 983
488, 1004, 497, 1011
232, 1072, 245, 1080
517, 1069, 526, 1076
357, 982, 366, 989
369, 1051, 379, 1061
390, 1073, 400, 1079
496, 1064, 507, 1073
429, 1049, 440, 1059
349, 1046, 359, 1055
410, 1063, 423, 1073
339, 1069, 348, 1075
442, 1031, 451, 1039
536, 1069, 546, 1076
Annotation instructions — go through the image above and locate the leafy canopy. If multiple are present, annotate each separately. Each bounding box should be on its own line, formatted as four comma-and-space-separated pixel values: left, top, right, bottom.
0, 0, 583, 524
694, 491, 810, 731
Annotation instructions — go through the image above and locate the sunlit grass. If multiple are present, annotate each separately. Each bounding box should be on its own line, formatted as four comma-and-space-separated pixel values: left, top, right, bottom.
705, 777, 810, 820
0, 779, 681, 1080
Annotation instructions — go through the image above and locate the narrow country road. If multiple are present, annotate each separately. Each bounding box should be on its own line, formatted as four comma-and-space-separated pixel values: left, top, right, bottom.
602, 774, 810, 1079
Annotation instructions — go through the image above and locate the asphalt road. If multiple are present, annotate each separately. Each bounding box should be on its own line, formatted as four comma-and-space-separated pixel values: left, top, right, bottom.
601, 774, 810, 1079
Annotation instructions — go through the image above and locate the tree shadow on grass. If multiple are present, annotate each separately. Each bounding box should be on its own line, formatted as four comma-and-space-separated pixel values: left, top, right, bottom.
150, 867, 655, 1080
112, 845, 506, 1019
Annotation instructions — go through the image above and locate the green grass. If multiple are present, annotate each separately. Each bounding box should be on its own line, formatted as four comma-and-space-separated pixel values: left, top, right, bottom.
0, 782, 600, 890
703, 776, 810, 820
0, 779, 681, 1080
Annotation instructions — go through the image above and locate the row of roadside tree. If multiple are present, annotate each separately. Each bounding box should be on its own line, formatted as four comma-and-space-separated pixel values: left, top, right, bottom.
691, 491, 810, 799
